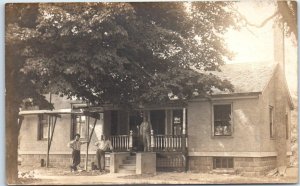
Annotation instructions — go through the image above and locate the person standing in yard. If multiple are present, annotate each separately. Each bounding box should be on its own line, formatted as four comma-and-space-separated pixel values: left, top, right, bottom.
139, 112, 152, 152
94, 135, 113, 172
67, 134, 88, 172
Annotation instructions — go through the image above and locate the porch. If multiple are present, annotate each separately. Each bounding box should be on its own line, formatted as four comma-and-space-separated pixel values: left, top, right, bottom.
109, 132, 188, 171
107, 107, 188, 172
107, 107, 188, 151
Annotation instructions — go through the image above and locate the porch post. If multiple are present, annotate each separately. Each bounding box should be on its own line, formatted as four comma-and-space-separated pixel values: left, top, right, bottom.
85, 117, 97, 170
150, 130, 155, 151
182, 108, 186, 135
182, 108, 188, 152
46, 115, 51, 168
181, 108, 188, 172
129, 130, 133, 151
85, 116, 90, 171
46, 93, 52, 168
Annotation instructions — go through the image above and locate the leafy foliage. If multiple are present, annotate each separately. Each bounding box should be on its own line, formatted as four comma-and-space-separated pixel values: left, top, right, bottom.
277, 1, 297, 40
6, 2, 236, 108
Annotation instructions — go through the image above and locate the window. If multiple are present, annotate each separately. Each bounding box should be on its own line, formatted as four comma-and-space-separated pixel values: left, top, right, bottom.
38, 114, 50, 140
213, 157, 234, 169
269, 106, 274, 138
71, 115, 87, 139
173, 109, 183, 135
213, 104, 232, 136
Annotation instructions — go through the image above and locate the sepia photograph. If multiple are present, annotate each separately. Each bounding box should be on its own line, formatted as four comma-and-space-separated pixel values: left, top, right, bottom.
5, 1, 298, 185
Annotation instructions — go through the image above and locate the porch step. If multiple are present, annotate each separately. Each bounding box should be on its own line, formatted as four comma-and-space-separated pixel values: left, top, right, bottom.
118, 169, 136, 174
126, 156, 136, 160
119, 164, 136, 171
123, 160, 136, 164
118, 154, 136, 174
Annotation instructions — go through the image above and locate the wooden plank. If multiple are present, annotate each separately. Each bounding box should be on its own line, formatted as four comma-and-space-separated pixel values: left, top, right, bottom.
85, 118, 97, 170
19, 109, 74, 115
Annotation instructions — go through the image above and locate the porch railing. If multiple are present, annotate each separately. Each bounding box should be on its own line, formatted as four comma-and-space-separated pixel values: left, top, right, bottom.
153, 134, 187, 152
110, 132, 132, 151
110, 130, 187, 152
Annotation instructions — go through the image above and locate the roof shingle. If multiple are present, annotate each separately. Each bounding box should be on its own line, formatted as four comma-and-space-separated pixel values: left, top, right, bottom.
209, 62, 277, 94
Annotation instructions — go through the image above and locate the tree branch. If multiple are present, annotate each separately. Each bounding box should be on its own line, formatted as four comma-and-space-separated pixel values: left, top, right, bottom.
236, 9, 279, 28
130, 60, 157, 80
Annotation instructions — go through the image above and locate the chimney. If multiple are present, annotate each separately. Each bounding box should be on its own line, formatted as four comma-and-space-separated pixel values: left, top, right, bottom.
273, 22, 287, 169
273, 22, 285, 73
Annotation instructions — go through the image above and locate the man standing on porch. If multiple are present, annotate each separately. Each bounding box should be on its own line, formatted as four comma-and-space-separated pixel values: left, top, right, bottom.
94, 135, 113, 172
139, 112, 152, 152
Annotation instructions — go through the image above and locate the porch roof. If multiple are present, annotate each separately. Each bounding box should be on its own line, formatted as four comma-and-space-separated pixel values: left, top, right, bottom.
19, 108, 101, 119
19, 109, 75, 115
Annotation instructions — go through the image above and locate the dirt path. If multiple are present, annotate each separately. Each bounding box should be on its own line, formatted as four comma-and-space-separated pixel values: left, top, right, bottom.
18, 169, 298, 185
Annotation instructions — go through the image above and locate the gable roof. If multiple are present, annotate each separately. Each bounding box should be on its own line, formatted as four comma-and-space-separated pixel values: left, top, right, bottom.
209, 62, 276, 94
207, 62, 294, 109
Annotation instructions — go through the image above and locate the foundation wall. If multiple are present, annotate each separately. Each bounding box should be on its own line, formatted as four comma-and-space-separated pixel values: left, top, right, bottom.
189, 156, 276, 176
19, 153, 110, 170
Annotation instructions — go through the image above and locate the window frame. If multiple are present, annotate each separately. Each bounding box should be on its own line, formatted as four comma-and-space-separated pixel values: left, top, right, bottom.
70, 103, 89, 140
37, 114, 50, 140
212, 103, 233, 137
269, 106, 275, 139
213, 157, 234, 169
172, 109, 183, 136
71, 114, 88, 140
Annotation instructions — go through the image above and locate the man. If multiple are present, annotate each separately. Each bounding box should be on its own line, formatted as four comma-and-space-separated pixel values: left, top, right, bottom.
67, 134, 88, 172
94, 135, 113, 172
139, 113, 152, 152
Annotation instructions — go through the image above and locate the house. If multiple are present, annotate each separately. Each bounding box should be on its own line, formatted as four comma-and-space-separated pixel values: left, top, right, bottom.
18, 25, 294, 176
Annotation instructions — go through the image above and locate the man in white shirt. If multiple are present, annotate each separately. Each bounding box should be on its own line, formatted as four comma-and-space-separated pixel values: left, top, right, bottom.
67, 134, 88, 172
94, 135, 113, 171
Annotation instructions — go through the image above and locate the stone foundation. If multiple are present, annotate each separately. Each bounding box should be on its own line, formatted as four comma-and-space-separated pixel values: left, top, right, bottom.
20, 153, 277, 175
235, 157, 276, 176
189, 156, 212, 172
136, 152, 156, 174
20, 154, 110, 170
110, 152, 130, 173
156, 152, 185, 171
188, 156, 276, 176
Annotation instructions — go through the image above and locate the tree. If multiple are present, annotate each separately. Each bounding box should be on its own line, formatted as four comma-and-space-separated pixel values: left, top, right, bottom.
236, 1, 297, 41
6, 2, 237, 183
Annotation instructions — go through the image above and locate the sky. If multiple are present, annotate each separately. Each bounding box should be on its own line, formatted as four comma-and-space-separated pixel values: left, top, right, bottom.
225, 1, 297, 94
225, 1, 276, 63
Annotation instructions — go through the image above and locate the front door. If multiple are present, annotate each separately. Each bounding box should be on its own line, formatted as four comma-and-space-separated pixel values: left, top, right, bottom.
129, 111, 143, 135
150, 110, 165, 135
129, 111, 143, 151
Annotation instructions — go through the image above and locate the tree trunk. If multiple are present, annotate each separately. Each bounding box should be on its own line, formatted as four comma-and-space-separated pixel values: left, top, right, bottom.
6, 103, 19, 184
6, 63, 19, 184
6, 44, 20, 184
